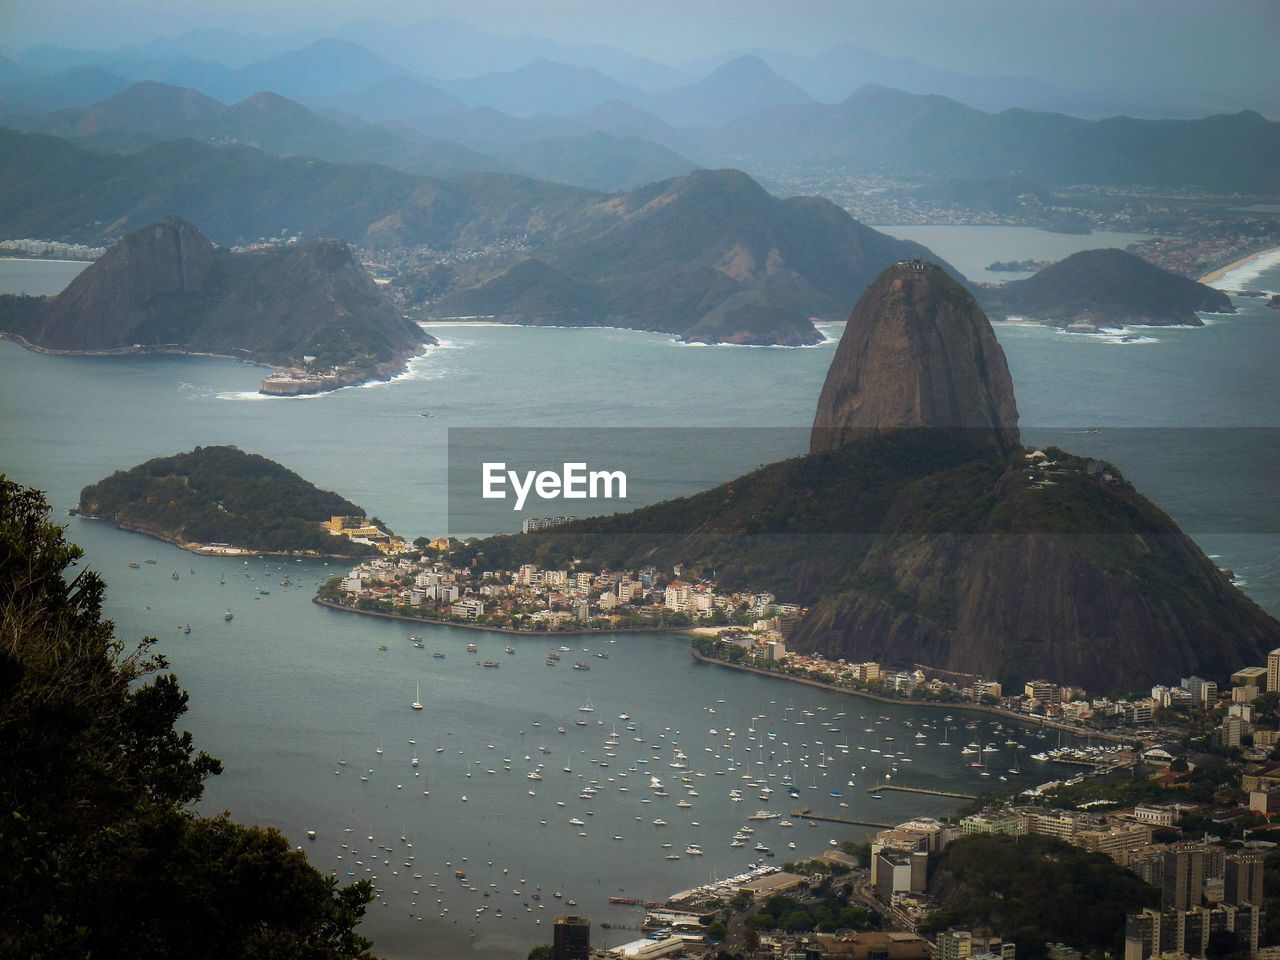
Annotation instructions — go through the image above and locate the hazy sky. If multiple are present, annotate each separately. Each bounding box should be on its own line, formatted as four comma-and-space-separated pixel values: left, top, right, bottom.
3, 0, 1277, 100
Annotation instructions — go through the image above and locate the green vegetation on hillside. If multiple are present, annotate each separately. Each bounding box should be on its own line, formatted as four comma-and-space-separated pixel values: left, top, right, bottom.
0, 217, 428, 369
78, 445, 378, 555
457, 426, 1278, 688
0, 478, 375, 957
920, 835, 1159, 960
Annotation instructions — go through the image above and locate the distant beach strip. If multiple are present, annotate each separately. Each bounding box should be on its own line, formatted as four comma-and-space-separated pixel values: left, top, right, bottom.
1200, 244, 1280, 287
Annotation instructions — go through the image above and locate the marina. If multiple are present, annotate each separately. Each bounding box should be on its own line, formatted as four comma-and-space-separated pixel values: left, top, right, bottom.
24, 539, 1094, 957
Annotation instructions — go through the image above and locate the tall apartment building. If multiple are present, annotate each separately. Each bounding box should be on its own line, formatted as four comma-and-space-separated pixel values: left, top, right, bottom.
1268, 648, 1280, 694
1124, 904, 1261, 960
1162, 842, 1207, 911
553, 915, 590, 960
1183, 676, 1219, 707
874, 849, 928, 902
1224, 847, 1267, 906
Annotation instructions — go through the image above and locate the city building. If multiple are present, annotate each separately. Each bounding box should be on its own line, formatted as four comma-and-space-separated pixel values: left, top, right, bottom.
938, 930, 972, 960
959, 810, 1027, 837
1125, 904, 1262, 960
1024, 680, 1061, 706
874, 849, 928, 902
1224, 847, 1266, 906
813, 932, 930, 960
1234, 666, 1268, 695
1075, 823, 1153, 866
554, 915, 591, 960
1162, 843, 1207, 911
1183, 676, 1219, 708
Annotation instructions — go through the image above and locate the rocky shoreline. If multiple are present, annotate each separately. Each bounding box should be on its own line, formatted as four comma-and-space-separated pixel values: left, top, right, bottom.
258, 345, 428, 396
1, 331, 429, 398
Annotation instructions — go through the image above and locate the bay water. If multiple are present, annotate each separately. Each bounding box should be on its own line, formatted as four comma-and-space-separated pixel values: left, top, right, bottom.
0, 230, 1277, 958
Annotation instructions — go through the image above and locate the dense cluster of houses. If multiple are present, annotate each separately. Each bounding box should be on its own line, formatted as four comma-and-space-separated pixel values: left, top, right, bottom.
325, 554, 801, 630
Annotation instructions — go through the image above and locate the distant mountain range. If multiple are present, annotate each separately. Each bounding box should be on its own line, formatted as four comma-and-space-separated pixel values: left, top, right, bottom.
9, 82, 504, 178
12, 23, 1271, 118
984, 249, 1236, 328
1, 82, 699, 191
706, 85, 1280, 193
640, 55, 812, 127
5, 36, 1277, 193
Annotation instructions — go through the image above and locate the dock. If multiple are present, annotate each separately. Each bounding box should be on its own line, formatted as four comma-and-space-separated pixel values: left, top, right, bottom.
791, 808, 894, 829
866, 784, 977, 800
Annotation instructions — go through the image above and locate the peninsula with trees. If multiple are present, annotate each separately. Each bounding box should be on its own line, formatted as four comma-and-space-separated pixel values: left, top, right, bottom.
76, 445, 395, 557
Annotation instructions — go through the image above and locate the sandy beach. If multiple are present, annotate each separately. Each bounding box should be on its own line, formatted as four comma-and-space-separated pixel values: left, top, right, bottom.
1199, 244, 1280, 285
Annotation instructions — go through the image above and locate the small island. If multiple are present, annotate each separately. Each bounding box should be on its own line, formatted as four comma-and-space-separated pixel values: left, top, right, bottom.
0, 217, 435, 395
984, 247, 1235, 331
986, 258, 1054, 272
76, 445, 400, 556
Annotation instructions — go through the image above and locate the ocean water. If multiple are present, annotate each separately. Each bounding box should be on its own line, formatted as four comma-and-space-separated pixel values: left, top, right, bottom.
0, 233, 1277, 958
0, 257, 90, 294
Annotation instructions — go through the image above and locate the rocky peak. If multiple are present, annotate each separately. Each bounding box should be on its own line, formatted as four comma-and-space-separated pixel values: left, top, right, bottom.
37, 217, 216, 350
810, 260, 1019, 454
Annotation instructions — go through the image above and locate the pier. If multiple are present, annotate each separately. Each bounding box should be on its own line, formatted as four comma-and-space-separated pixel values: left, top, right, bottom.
866, 784, 977, 800
791, 808, 894, 829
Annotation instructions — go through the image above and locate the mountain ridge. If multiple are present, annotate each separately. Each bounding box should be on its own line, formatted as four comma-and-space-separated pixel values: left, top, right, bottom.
0, 130, 957, 345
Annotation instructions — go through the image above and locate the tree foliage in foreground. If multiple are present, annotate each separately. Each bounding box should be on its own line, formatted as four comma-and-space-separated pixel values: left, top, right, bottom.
0, 477, 375, 959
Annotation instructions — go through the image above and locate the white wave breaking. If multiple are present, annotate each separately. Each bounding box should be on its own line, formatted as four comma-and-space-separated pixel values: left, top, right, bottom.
1207, 247, 1280, 291
214, 344, 452, 401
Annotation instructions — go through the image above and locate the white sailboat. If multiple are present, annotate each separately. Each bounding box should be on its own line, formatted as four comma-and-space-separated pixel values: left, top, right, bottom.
411, 682, 423, 711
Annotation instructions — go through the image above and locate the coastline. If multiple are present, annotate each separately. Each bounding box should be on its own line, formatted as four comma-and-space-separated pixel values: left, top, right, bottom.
0, 255, 96, 264
72, 513, 369, 560
419, 315, 826, 348
1199, 244, 1280, 285
690, 649, 1134, 745
312, 594, 695, 638
0, 331, 431, 398
0, 330, 270, 367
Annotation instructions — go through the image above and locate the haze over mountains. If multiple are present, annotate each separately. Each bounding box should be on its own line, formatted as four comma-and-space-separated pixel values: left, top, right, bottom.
6, 16, 1273, 119
4, 31, 1277, 198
